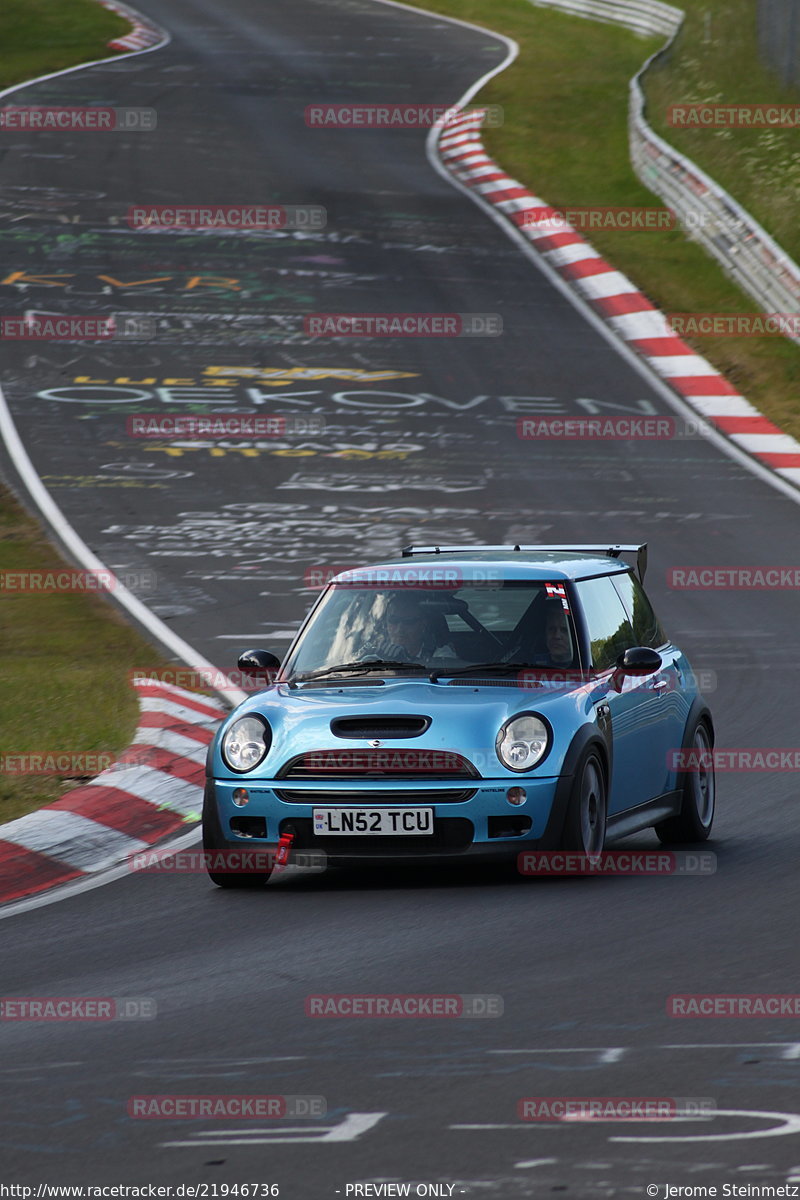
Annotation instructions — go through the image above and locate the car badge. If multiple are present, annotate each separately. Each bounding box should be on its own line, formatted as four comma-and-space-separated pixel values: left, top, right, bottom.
370, 740, 381, 748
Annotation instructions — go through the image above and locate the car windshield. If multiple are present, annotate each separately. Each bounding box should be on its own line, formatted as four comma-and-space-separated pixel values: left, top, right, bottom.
284, 579, 580, 677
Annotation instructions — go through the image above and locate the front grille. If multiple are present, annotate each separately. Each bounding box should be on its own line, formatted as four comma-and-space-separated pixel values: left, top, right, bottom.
278, 748, 479, 780
281, 816, 474, 855
275, 788, 477, 804
331, 715, 430, 739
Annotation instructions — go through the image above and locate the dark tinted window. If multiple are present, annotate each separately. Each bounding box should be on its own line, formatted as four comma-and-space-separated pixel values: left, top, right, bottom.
611, 572, 667, 648
575, 575, 636, 670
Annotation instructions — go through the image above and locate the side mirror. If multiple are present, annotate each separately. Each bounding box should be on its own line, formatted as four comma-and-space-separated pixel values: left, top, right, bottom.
615, 646, 663, 676
237, 649, 281, 678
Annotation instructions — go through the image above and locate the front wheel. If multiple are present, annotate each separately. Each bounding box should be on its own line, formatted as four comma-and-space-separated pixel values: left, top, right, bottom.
561, 751, 607, 853
655, 720, 715, 844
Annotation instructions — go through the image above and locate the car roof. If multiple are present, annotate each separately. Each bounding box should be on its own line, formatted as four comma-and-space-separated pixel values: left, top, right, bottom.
330, 547, 635, 584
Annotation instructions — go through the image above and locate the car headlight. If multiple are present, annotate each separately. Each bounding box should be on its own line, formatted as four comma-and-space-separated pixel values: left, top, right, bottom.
222, 715, 271, 773
496, 713, 550, 772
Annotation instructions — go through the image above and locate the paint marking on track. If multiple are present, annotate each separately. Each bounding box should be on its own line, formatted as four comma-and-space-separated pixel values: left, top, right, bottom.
161, 1111, 386, 1147
612, 1109, 800, 1144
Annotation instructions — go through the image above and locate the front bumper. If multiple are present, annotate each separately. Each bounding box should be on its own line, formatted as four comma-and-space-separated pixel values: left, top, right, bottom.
206, 774, 572, 861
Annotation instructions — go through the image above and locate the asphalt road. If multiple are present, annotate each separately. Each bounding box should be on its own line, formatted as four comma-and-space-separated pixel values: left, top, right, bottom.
1, 0, 800, 1193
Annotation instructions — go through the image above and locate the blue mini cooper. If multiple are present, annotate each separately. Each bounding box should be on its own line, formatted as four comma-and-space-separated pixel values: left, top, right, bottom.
203, 544, 715, 886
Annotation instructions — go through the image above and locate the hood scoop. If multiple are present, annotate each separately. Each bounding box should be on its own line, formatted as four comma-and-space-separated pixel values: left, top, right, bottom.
330, 715, 430, 739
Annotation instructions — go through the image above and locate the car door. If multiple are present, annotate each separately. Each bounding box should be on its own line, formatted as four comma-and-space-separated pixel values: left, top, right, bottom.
573, 573, 673, 814
611, 570, 689, 798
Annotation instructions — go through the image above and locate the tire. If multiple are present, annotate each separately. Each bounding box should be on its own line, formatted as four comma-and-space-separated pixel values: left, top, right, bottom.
202, 793, 272, 889
655, 719, 715, 844
561, 750, 607, 854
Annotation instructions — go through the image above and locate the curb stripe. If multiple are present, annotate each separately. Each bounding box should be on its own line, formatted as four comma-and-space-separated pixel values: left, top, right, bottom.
433, 104, 799, 485
0, 680, 224, 904
135, 712, 215, 742
0, 842, 82, 902
48, 789, 185, 842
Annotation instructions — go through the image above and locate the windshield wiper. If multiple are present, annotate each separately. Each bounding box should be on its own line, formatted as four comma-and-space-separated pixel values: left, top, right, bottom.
289, 659, 428, 684
430, 661, 548, 682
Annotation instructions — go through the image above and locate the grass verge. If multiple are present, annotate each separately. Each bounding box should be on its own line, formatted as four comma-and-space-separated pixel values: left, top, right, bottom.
0, 0, 178, 826
0, 0, 128, 90
408, 0, 800, 439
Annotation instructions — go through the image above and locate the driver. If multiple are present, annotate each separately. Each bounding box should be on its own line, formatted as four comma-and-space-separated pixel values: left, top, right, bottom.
367, 592, 456, 663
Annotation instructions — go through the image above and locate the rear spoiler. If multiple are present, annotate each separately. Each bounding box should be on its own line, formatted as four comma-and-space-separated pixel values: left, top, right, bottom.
401, 543, 648, 583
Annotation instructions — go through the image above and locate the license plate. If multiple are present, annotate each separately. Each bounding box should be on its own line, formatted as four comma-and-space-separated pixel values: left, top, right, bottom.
312, 807, 434, 836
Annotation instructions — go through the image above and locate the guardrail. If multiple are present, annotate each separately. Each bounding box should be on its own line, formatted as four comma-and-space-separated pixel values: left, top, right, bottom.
530, 0, 800, 343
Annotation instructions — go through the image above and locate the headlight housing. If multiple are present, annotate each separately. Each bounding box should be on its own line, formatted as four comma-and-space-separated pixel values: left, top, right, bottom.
496, 713, 550, 772
221, 715, 271, 773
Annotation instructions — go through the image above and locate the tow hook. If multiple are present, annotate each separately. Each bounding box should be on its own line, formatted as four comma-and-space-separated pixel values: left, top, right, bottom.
273, 827, 296, 874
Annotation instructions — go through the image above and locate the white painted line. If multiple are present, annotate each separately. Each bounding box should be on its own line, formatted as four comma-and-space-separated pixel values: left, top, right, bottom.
162, 1112, 386, 1148
0, 387, 246, 709
515, 1158, 558, 1169
0, 809, 149, 871
612, 1108, 800, 1143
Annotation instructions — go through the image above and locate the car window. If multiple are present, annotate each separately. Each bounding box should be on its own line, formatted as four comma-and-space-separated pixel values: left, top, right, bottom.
284, 580, 579, 675
611, 571, 667, 649
443, 584, 544, 632
575, 575, 636, 670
